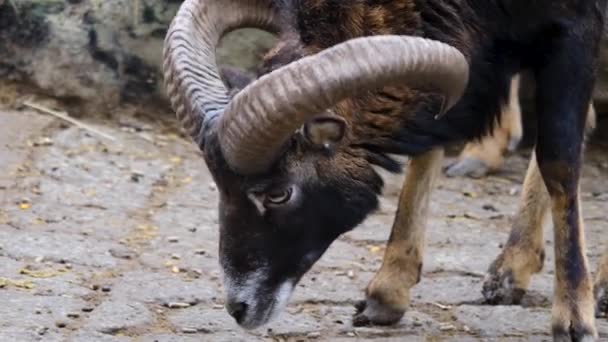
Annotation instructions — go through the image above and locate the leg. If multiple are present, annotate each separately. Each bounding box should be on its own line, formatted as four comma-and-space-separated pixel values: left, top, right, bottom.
353, 148, 443, 326
482, 102, 596, 306
535, 33, 598, 341
483, 101, 596, 305
483, 152, 549, 304
595, 248, 608, 318
446, 74, 523, 178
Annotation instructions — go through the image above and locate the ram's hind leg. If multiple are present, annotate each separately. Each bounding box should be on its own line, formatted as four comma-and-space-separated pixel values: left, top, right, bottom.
446, 74, 523, 178
596, 248, 608, 318
483, 153, 549, 304
353, 149, 443, 326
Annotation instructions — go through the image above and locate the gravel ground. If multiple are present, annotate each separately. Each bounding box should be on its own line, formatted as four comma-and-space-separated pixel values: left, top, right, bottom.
1, 105, 607, 342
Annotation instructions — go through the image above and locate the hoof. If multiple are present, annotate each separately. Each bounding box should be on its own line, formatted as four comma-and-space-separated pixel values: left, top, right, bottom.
445, 158, 490, 178
552, 324, 597, 342
482, 270, 526, 305
353, 298, 405, 327
596, 283, 608, 318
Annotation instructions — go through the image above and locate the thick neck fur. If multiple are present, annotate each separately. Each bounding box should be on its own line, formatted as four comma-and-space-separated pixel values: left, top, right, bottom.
259, 0, 604, 172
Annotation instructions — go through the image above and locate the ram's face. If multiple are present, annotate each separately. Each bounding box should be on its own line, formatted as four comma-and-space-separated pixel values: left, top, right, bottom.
205, 131, 382, 329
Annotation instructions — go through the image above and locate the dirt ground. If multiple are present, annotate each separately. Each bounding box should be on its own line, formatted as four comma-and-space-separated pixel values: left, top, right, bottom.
1, 100, 608, 342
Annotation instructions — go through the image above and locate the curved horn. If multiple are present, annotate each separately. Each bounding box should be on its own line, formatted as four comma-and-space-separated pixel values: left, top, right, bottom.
219, 36, 469, 173
163, 0, 280, 147
164, 0, 469, 175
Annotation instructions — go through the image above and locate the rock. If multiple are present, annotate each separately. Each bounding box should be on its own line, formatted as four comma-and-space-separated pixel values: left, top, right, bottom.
0, 1, 275, 114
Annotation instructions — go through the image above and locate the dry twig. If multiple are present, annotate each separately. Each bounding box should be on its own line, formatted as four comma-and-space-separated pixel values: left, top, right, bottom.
23, 101, 117, 142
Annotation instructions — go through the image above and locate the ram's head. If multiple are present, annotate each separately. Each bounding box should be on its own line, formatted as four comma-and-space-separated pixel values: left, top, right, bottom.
164, 0, 468, 329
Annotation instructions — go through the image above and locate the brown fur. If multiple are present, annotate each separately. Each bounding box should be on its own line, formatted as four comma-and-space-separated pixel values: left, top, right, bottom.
482, 153, 550, 304
549, 192, 597, 338
355, 149, 443, 325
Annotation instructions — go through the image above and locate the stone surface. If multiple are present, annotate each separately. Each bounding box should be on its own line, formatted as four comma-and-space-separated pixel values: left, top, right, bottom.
83, 301, 154, 334
1, 105, 608, 340
0, 1, 275, 113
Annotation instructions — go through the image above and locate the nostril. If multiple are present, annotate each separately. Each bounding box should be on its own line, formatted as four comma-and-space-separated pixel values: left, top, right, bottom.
226, 301, 248, 323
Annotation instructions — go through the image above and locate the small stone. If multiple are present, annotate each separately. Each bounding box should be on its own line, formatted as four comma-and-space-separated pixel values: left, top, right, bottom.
307, 332, 321, 338
82, 307, 94, 313
346, 332, 355, 337
439, 323, 456, 331
109, 247, 136, 260
33, 137, 54, 147
171, 266, 181, 273
35, 256, 44, 263
130, 172, 144, 183
171, 254, 181, 260
346, 270, 355, 279
55, 321, 67, 328
194, 249, 206, 255
182, 327, 198, 334
36, 326, 48, 336
209, 183, 217, 191
167, 302, 190, 309
35, 308, 43, 314
67, 312, 80, 319
482, 204, 498, 212
167, 236, 179, 243
101, 285, 112, 292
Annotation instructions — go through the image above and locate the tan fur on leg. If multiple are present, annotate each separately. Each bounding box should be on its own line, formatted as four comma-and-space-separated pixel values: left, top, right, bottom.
483, 152, 549, 304
446, 75, 523, 178
550, 193, 597, 340
353, 148, 444, 326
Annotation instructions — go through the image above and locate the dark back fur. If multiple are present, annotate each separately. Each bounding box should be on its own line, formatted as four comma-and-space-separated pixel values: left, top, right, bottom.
258, 0, 606, 172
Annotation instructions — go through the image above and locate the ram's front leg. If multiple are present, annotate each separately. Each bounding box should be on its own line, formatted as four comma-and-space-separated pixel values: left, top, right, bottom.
596, 248, 608, 318
353, 148, 443, 326
483, 104, 596, 306
534, 31, 598, 341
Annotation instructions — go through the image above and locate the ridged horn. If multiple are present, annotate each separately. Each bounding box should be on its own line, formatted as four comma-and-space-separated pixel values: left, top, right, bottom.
163, 0, 280, 147
164, 0, 469, 175
219, 36, 469, 173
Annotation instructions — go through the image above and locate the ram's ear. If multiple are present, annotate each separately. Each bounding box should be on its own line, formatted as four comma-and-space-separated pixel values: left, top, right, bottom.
303, 116, 347, 148
219, 66, 255, 95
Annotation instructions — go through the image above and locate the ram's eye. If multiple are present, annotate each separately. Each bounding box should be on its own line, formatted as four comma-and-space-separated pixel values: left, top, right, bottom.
265, 187, 293, 206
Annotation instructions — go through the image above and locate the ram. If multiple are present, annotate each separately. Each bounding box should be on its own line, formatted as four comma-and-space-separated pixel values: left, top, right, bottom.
163, 0, 608, 340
